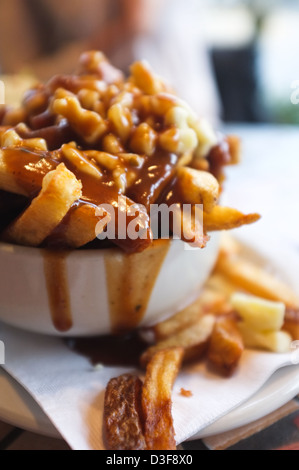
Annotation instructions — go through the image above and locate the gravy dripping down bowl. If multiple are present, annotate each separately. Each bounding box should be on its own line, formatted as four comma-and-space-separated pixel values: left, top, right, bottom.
0, 235, 219, 336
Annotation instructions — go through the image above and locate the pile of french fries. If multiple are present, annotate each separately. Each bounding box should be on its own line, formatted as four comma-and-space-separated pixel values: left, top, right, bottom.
104, 235, 299, 450
0, 51, 259, 251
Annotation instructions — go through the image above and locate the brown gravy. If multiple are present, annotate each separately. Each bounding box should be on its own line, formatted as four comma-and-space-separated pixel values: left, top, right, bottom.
42, 239, 169, 335
127, 151, 178, 210
3, 147, 57, 197
43, 250, 73, 332
66, 333, 147, 367
105, 239, 170, 334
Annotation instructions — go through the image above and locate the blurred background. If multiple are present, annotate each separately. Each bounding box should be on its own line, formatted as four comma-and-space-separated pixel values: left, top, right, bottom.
0, 0, 299, 124
203, 0, 299, 124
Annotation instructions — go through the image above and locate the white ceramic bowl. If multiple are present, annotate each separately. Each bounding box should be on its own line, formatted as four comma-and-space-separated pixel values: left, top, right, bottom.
0, 235, 219, 336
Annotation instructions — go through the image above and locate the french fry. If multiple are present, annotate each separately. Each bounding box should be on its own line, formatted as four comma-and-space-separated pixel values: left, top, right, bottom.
283, 308, 299, 340
208, 315, 244, 375
0, 125, 10, 137
104, 374, 146, 451
49, 202, 111, 248
141, 315, 215, 366
0, 149, 27, 196
176, 167, 219, 213
0, 147, 57, 197
154, 288, 229, 341
62, 183, 153, 253
198, 287, 232, 314
204, 206, 260, 232
154, 298, 205, 341
3, 163, 82, 246
142, 348, 183, 451
215, 253, 299, 308
172, 204, 209, 249
219, 233, 242, 257
204, 273, 237, 300
226, 135, 241, 165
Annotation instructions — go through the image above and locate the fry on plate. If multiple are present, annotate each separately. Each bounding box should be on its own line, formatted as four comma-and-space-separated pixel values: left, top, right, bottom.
104, 374, 146, 451
226, 135, 241, 165
204, 273, 238, 300
142, 347, 183, 450
283, 308, 299, 340
153, 298, 205, 342
215, 252, 299, 308
208, 315, 244, 375
3, 163, 82, 246
154, 287, 229, 341
141, 314, 215, 366
219, 232, 242, 257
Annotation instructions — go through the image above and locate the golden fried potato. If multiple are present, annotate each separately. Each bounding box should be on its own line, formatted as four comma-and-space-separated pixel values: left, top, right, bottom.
208, 315, 244, 375
51, 202, 111, 248
0, 146, 53, 197
172, 204, 209, 249
283, 308, 299, 340
104, 374, 146, 451
204, 273, 237, 301
226, 135, 241, 165
3, 163, 82, 246
153, 298, 204, 341
0, 149, 27, 196
154, 288, 229, 341
219, 233, 242, 257
141, 315, 215, 366
142, 348, 183, 451
215, 253, 299, 308
204, 206, 260, 232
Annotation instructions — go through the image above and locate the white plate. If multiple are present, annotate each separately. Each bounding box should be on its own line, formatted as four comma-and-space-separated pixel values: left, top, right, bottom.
0, 363, 299, 441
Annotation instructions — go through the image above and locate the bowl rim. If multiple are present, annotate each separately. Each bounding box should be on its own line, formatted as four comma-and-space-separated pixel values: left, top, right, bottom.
0, 238, 176, 259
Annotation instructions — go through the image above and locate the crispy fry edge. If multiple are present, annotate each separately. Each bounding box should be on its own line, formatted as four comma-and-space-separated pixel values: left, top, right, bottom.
2, 163, 82, 246
142, 347, 183, 451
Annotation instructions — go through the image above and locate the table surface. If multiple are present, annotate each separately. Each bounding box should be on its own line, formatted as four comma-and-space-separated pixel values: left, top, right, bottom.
1, 124, 299, 450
